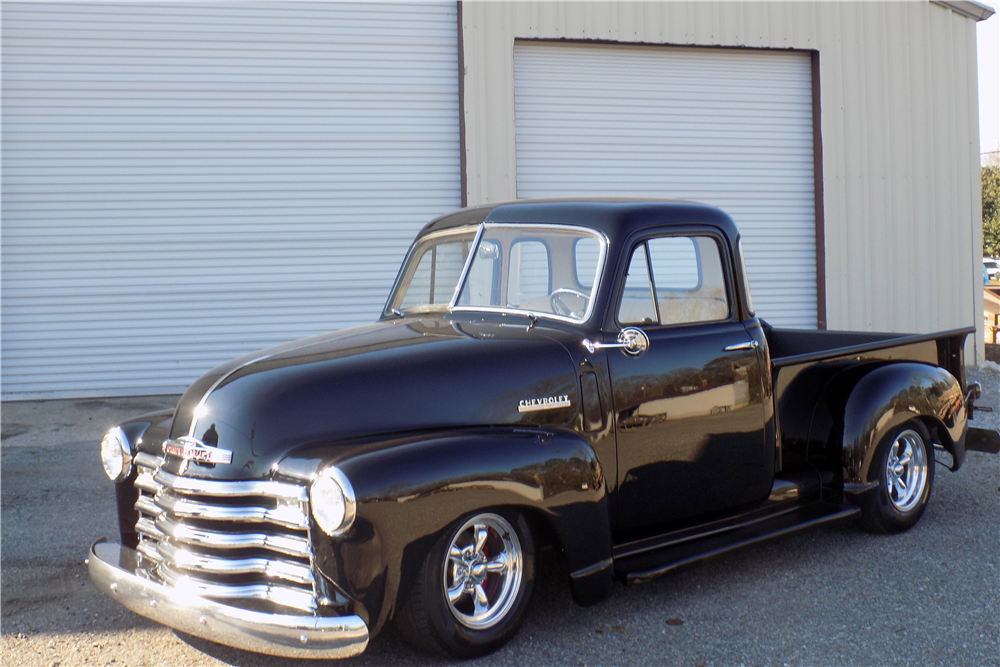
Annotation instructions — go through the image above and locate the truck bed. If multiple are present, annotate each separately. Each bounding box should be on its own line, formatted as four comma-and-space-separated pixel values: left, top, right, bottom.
763, 324, 973, 389
764, 323, 975, 477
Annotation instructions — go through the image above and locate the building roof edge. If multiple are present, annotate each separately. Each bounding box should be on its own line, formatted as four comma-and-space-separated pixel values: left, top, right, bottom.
932, 0, 996, 21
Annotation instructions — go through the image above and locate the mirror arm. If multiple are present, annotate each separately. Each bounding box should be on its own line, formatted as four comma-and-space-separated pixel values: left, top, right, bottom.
582, 327, 649, 357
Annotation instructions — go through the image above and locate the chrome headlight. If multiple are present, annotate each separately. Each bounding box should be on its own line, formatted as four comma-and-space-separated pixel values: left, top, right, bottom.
100, 426, 132, 482
310, 466, 356, 537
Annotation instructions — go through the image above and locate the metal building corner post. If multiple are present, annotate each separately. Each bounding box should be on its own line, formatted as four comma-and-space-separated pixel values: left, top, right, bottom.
811, 49, 828, 331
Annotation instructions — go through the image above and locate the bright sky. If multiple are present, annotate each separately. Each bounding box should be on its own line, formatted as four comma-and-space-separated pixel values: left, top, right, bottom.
981, 1, 999, 162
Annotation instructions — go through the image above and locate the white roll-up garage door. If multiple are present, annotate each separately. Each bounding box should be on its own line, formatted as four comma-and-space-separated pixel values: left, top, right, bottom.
514, 42, 816, 329
2, 2, 460, 399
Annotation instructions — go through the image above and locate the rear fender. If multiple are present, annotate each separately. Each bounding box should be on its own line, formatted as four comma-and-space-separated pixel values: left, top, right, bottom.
842, 363, 966, 493
284, 427, 613, 637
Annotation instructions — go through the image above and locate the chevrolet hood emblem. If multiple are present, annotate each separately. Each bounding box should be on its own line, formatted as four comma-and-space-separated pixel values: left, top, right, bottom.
163, 437, 233, 465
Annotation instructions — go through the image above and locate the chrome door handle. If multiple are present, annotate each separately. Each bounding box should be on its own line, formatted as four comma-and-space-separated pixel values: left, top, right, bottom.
724, 340, 759, 352
583, 327, 650, 357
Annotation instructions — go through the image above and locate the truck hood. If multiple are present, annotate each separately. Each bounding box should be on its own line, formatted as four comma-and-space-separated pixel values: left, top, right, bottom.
163, 317, 580, 480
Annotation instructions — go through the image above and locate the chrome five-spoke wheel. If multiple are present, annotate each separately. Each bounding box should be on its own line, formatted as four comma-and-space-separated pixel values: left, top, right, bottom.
884, 429, 929, 512
859, 420, 935, 533
395, 510, 536, 658
444, 514, 523, 630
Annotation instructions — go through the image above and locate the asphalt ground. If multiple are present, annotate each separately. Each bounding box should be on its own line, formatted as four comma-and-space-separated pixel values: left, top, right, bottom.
2, 369, 998, 667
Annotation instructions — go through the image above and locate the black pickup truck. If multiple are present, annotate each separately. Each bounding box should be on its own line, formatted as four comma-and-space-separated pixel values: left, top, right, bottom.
88, 200, 997, 660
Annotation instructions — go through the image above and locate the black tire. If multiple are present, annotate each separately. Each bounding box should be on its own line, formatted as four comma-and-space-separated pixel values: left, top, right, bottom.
394, 510, 537, 659
858, 420, 935, 533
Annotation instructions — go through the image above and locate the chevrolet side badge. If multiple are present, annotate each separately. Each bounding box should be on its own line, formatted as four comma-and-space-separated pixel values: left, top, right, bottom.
518, 395, 571, 413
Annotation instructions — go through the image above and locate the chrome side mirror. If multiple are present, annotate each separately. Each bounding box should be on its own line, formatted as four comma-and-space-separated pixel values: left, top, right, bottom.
582, 327, 649, 357
478, 241, 500, 260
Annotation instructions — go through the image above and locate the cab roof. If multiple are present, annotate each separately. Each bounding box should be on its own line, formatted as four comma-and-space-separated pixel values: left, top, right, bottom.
418, 198, 741, 246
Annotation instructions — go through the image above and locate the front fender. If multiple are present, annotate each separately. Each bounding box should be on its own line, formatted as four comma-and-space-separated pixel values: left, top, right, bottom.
115, 409, 175, 546
842, 363, 966, 491
282, 427, 613, 637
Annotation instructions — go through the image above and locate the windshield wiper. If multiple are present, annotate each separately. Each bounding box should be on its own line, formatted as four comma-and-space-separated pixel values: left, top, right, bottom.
389, 308, 405, 318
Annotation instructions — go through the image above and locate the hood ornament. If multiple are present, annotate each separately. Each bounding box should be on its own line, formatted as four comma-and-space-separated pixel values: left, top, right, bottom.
163, 437, 233, 465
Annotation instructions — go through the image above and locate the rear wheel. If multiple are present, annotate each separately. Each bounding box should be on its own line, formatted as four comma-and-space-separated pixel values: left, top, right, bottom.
859, 421, 935, 533
395, 510, 536, 658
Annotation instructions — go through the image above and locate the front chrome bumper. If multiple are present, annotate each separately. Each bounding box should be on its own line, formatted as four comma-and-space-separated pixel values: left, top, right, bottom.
88, 539, 369, 659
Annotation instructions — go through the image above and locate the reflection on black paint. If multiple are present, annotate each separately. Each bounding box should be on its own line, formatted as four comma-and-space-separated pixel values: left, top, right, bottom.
201, 423, 219, 447
609, 322, 771, 531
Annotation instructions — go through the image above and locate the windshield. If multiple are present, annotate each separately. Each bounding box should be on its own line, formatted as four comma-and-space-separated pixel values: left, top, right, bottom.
453, 224, 607, 322
386, 227, 478, 315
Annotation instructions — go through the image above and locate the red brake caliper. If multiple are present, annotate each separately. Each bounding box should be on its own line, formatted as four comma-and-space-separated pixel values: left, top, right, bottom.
483, 530, 501, 601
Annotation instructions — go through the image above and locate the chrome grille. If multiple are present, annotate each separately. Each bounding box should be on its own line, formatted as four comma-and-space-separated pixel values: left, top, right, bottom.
132, 452, 317, 613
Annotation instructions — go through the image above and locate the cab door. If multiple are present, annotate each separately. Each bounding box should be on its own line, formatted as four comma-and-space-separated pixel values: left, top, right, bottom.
607, 233, 771, 532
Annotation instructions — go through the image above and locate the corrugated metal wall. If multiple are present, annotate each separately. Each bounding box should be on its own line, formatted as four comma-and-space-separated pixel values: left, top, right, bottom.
513, 42, 817, 328
461, 1, 984, 361
1, 2, 460, 398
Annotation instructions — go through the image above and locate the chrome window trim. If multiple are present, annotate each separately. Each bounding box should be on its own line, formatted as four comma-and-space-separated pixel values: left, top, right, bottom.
449, 223, 609, 325
447, 223, 486, 310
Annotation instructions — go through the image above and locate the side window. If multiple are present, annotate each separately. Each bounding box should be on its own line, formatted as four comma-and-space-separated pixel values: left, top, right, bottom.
647, 236, 729, 325
737, 238, 754, 315
508, 240, 550, 307
574, 237, 601, 289
617, 245, 657, 324
400, 251, 432, 308
433, 242, 468, 302
459, 240, 501, 306
647, 237, 700, 291
399, 240, 469, 308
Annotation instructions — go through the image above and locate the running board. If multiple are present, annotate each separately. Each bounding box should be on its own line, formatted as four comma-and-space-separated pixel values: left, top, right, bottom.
618, 503, 860, 585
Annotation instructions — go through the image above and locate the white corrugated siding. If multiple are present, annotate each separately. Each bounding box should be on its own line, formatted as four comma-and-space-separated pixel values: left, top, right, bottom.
513, 42, 815, 328
1, 1, 460, 398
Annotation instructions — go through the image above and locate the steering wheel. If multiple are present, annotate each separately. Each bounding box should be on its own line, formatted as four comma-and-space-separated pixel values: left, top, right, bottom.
549, 288, 591, 318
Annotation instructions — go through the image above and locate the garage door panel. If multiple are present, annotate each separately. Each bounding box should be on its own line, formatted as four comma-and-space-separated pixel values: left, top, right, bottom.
1, 1, 460, 398
514, 42, 816, 329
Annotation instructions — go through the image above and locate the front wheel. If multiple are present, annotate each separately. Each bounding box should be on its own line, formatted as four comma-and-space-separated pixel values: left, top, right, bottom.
859, 421, 935, 533
395, 510, 537, 658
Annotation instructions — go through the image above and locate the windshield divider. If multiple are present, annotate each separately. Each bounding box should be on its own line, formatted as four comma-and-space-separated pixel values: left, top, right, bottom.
448, 223, 486, 311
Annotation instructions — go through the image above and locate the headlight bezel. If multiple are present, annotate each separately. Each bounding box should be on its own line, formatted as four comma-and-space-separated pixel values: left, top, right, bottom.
310, 466, 357, 537
100, 426, 132, 482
